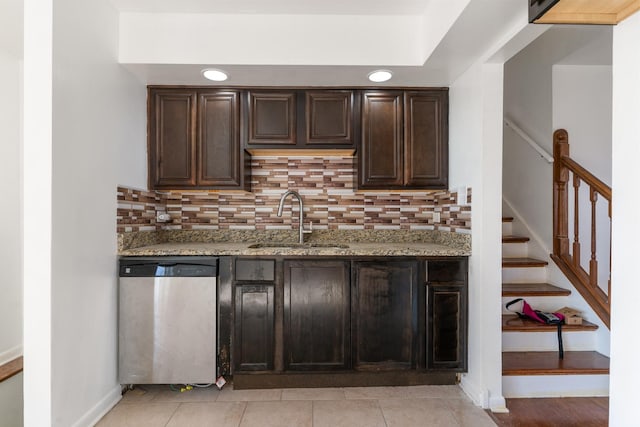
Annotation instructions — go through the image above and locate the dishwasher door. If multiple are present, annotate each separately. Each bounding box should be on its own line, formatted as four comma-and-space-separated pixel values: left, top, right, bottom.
118, 257, 217, 384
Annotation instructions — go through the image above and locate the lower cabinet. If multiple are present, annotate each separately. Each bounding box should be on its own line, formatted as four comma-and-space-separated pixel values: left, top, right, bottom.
426, 258, 468, 371
228, 256, 467, 379
352, 260, 418, 370
284, 260, 350, 370
234, 284, 275, 371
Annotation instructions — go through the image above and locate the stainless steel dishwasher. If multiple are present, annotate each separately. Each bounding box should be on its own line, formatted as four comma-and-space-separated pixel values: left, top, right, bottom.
118, 256, 217, 384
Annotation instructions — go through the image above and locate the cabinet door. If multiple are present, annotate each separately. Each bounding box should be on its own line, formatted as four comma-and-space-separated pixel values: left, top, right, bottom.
305, 91, 354, 146
198, 91, 242, 187
284, 260, 350, 371
404, 91, 448, 188
427, 284, 466, 370
248, 91, 296, 145
149, 90, 197, 188
426, 258, 467, 371
234, 284, 275, 371
359, 91, 404, 188
352, 260, 418, 369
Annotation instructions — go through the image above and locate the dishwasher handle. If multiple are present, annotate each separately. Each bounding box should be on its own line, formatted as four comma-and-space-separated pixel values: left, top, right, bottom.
119, 257, 218, 277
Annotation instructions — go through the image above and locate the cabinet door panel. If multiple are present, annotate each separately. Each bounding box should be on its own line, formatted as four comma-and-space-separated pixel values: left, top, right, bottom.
150, 91, 197, 187
305, 91, 353, 145
427, 284, 466, 370
404, 91, 448, 188
248, 91, 296, 145
352, 261, 417, 369
360, 92, 403, 188
198, 91, 242, 186
284, 260, 350, 370
234, 284, 275, 371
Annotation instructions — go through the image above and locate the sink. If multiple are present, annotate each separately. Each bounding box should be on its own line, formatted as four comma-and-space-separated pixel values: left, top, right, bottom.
247, 242, 349, 249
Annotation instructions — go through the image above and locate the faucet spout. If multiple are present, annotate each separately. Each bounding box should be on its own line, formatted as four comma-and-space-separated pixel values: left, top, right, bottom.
277, 190, 308, 244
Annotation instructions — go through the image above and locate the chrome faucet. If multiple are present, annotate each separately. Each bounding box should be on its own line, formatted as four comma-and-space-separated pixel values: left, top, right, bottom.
277, 190, 312, 244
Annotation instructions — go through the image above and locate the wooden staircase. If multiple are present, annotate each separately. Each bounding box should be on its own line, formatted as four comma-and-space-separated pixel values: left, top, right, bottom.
501, 216, 610, 397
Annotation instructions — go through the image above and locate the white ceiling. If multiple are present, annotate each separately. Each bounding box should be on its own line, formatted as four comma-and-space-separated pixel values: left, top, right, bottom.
113, 0, 536, 87
109, 0, 432, 15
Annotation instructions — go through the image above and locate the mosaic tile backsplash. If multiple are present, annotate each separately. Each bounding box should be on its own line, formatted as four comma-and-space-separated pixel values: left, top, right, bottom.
117, 155, 471, 234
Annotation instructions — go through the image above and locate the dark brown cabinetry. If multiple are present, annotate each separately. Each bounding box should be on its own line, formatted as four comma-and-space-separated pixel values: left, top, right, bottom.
359, 90, 448, 189
283, 260, 350, 370
352, 260, 418, 369
245, 90, 356, 149
233, 259, 277, 372
148, 88, 248, 190
426, 258, 468, 371
234, 284, 275, 371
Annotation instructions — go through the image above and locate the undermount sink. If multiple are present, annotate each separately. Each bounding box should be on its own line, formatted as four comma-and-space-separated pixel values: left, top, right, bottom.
247, 242, 349, 249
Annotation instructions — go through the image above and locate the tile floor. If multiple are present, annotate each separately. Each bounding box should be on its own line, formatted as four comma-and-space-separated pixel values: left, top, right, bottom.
96, 384, 497, 427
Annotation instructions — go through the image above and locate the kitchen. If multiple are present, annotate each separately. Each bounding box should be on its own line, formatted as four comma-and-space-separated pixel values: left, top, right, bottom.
4, 0, 640, 426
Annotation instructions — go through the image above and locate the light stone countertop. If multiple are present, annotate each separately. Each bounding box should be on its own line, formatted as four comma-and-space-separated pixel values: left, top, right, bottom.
119, 241, 469, 257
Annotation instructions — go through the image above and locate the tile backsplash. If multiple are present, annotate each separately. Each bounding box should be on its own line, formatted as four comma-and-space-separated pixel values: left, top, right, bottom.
117, 155, 471, 234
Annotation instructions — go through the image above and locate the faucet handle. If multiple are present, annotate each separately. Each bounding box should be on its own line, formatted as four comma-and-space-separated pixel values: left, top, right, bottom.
303, 221, 313, 234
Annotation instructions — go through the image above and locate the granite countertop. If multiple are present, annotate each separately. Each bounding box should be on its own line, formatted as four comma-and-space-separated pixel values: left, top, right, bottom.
119, 241, 468, 257
118, 229, 470, 257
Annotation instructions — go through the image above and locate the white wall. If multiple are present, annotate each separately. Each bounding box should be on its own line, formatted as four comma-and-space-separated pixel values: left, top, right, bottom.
0, 47, 23, 366
609, 10, 640, 427
503, 26, 612, 252
553, 65, 612, 292
450, 62, 505, 412
0, 0, 24, 424
23, 0, 147, 424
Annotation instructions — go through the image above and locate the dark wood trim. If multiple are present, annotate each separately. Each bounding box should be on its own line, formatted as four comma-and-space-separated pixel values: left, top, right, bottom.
502, 257, 548, 268
503, 351, 609, 376
502, 282, 571, 297
502, 235, 530, 243
502, 314, 598, 332
0, 356, 23, 383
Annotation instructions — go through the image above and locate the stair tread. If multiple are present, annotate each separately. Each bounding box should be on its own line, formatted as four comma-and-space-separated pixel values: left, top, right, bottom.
502, 314, 598, 332
503, 257, 549, 268
502, 235, 530, 243
502, 216, 514, 222
503, 351, 610, 376
503, 283, 571, 297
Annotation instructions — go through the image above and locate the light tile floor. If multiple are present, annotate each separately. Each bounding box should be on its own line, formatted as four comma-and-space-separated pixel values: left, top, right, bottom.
97, 384, 497, 427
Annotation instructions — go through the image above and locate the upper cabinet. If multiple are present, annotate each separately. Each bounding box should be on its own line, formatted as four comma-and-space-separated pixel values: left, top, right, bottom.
148, 86, 447, 191
359, 89, 448, 190
148, 88, 249, 191
245, 90, 357, 150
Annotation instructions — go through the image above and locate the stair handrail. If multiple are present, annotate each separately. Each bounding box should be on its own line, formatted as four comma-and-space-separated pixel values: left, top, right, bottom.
504, 117, 554, 163
552, 129, 611, 328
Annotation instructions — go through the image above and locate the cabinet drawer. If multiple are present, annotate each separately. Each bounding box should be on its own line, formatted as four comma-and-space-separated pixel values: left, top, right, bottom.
426, 259, 467, 283
235, 259, 276, 281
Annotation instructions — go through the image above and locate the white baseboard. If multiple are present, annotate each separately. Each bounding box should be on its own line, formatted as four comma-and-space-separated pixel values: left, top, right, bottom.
0, 345, 22, 366
459, 375, 489, 408
71, 385, 121, 427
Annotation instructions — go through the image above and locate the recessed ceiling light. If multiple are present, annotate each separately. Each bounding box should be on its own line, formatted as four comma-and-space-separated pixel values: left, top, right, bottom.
202, 68, 228, 82
368, 70, 393, 83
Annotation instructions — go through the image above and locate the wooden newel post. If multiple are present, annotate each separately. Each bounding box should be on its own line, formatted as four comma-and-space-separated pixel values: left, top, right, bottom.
553, 129, 570, 257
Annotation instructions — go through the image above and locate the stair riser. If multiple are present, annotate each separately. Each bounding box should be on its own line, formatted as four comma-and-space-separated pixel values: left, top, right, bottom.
502, 242, 529, 258
502, 222, 513, 236
502, 375, 609, 398
502, 267, 547, 283
502, 331, 596, 352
